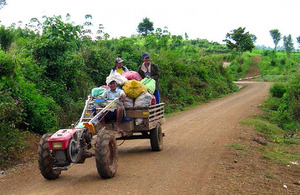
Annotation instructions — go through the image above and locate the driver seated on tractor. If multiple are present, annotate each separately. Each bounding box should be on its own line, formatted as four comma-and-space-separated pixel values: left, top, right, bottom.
91, 79, 126, 133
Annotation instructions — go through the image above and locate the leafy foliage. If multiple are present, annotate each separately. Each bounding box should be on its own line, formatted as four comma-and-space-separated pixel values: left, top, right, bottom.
260, 76, 300, 133
257, 51, 300, 82
297, 36, 300, 49
0, 50, 15, 77
283, 34, 294, 58
137, 17, 154, 36
0, 0, 6, 9
223, 27, 256, 64
269, 29, 281, 52
0, 25, 14, 51
226, 53, 252, 80
270, 83, 286, 98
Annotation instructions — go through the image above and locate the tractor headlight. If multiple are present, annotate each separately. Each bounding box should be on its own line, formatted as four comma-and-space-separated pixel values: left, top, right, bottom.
52, 142, 63, 149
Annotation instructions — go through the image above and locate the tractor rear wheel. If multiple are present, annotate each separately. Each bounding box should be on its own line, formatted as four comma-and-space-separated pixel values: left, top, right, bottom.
95, 130, 118, 179
37, 133, 61, 180
150, 123, 163, 151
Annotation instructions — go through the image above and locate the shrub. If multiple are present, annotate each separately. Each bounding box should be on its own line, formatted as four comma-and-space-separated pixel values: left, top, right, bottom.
0, 90, 26, 167
270, 83, 287, 98
13, 77, 59, 134
286, 76, 300, 123
270, 60, 276, 66
0, 50, 15, 77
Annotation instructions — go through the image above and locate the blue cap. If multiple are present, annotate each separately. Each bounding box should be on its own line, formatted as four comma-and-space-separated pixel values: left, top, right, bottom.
142, 53, 150, 58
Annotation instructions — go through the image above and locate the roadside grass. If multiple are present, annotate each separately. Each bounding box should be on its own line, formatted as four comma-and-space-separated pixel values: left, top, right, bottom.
227, 143, 251, 151
240, 118, 300, 165
263, 173, 273, 179
260, 146, 300, 165
0, 131, 40, 169
254, 75, 289, 82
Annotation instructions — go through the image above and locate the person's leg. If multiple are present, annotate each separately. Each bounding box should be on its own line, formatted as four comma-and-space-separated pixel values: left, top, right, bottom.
100, 118, 105, 127
116, 106, 124, 132
154, 90, 160, 104
100, 111, 111, 128
102, 111, 116, 127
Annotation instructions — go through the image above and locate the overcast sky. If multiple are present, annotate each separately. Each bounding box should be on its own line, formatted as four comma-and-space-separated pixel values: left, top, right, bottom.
0, 0, 299, 47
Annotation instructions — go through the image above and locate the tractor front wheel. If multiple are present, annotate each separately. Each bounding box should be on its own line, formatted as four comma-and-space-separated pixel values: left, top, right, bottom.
37, 133, 61, 180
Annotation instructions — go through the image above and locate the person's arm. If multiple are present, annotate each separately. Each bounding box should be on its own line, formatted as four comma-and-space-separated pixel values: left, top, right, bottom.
150, 64, 160, 81
98, 90, 108, 100
137, 66, 145, 79
119, 90, 126, 102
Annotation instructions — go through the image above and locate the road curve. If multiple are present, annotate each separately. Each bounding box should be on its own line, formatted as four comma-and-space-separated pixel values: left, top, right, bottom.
0, 82, 271, 195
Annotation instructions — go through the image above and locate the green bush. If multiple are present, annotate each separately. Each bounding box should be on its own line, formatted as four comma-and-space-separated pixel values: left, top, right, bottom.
286, 76, 300, 123
0, 50, 15, 77
270, 83, 286, 98
226, 53, 252, 80
13, 77, 59, 134
0, 90, 26, 167
261, 75, 300, 134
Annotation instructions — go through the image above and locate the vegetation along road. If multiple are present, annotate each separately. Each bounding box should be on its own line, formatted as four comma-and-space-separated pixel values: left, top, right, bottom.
2, 81, 298, 194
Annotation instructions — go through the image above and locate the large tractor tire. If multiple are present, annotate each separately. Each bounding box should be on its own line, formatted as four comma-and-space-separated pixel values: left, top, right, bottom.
37, 133, 61, 180
95, 130, 118, 179
150, 123, 163, 151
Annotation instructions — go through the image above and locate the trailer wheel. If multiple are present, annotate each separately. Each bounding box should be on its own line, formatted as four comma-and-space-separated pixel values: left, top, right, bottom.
95, 130, 118, 179
37, 133, 61, 180
150, 123, 163, 151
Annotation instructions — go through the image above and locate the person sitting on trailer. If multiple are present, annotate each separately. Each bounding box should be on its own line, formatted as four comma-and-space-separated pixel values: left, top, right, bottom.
91, 79, 126, 133
110, 57, 129, 75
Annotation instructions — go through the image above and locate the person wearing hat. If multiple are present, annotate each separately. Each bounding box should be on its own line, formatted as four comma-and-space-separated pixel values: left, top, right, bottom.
110, 57, 129, 75
92, 79, 126, 133
137, 53, 160, 104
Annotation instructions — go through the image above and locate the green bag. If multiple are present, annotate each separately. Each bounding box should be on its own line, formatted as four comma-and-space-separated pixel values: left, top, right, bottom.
141, 78, 156, 94
91, 87, 106, 97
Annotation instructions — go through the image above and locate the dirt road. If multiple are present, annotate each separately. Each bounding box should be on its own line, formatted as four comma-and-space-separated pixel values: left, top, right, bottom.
0, 82, 272, 195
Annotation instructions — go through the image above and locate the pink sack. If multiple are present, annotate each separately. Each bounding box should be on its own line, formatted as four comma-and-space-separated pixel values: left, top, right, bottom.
100, 85, 109, 89
151, 95, 156, 105
122, 71, 142, 81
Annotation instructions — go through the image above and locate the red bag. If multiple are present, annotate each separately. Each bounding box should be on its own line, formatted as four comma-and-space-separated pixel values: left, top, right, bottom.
100, 85, 109, 89
151, 95, 156, 105
122, 71, 142, 81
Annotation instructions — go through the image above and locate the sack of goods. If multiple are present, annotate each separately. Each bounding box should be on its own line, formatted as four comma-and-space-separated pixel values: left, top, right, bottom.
122, 71, 142, 81
122, 79, 147, 99
140, 78, 156, 94
124, 96, 134, 108
91, 87, 107, 97
134, 92, 152, 125
106, 72, 127, 85
134, 92, 152, 107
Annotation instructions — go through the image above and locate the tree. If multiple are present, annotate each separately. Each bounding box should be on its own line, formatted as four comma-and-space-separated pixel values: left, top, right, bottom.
185, 32, 189, 40
0, 0, 6, 10
283, 34, 294, 58
223, 27, 257, 64
269, 29, 281, 53
137, 17, 154, 36
82, 14, 93, 39
296, 36, 300, 51
0, 25, 14, 52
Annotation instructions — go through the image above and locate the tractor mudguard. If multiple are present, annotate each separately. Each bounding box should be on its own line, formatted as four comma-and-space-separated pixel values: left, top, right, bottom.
48, 129, 77, 150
